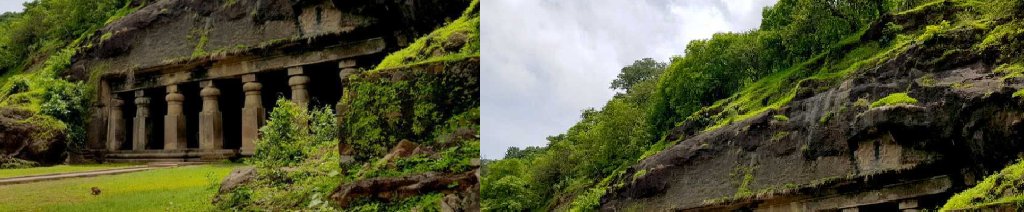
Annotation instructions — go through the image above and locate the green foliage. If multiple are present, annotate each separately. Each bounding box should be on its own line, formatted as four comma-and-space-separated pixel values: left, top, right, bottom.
870, 92, 918, 108
943, 159, 1024, 210
341, 60, 479, 161
0, 0, 130, 73
568, 187, 606, 212
0, 0, 137, 163
39, 79, 91, 154
483, 58, 664, 210
611, 58, 669, 92
651, 0, 890, 133
375, 0, 479, 70
218, 100, 342, 210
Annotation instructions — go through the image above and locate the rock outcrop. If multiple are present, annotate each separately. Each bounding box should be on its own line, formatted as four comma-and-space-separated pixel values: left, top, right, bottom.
602, 12, 1024, 212
0, 108, 67, 166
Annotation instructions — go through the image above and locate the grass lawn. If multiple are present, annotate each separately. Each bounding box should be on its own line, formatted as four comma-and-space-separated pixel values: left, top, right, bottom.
0, 163, 142, 179
0, 163, 243, 211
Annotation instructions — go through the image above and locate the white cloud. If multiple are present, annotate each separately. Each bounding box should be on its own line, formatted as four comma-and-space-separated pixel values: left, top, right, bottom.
481, 0, 778, 159
0, 1, 28, 14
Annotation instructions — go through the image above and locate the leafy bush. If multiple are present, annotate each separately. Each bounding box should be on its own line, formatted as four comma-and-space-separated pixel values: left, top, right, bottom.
218, 99, 341, 210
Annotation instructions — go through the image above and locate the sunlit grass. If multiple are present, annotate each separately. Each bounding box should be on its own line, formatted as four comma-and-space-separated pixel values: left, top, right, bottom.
0, 163, 242, 212
0, 163, 141, 179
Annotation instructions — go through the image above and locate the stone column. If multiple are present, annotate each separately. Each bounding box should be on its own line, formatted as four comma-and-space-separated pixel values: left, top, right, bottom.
240, 74, 264, 156
288, 67, 310, 109
337, 60, 358, 165
132, 90, 151, 151
106, 96, 125, 152
88, 80, 111, 150
164, 85, 186, 150
199, 81, 223, 150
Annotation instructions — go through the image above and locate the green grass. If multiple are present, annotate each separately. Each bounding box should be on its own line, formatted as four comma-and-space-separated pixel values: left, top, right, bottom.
0, 163, 141, 179
0, 163, 242, 211
870, 92, 918, 108
943, 159, 1024, 210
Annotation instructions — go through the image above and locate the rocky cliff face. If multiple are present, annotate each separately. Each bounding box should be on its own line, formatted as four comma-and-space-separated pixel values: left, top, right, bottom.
70, 0, 469, 78
602, 4, 1024, 211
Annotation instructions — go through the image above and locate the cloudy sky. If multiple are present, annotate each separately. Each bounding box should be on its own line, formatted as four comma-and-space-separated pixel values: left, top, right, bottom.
481, 0, 778, 159
0, 1, 28, 13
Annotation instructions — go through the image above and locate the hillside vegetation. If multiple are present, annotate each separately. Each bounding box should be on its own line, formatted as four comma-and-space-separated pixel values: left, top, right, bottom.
0, 0, 138, 167
482, 0, 1024, 210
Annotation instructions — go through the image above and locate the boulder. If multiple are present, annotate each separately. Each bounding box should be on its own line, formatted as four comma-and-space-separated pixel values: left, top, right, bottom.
329, 169, 479, 208
0, 108, 66, 166
213, 166, 256, 203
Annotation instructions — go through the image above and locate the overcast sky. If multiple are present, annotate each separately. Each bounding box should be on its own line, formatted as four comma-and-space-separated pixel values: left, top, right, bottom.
0, 1, 28, 13
481, 0, 779, 159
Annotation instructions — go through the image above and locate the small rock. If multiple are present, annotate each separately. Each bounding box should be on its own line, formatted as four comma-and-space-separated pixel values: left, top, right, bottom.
443, 32, 468, 51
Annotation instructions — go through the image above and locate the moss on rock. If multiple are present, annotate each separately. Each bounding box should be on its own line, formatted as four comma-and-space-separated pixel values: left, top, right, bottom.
943, 159, 1024, 210
870, 92, 918, 108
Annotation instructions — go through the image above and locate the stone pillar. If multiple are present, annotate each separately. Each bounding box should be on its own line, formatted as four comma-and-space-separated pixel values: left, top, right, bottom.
288, 67, 310, 109
132, 90, 151, 151
88, 80, 111, 151
337, 60, 358, 165
106, 96, 125, 152
199, 81, 223, 150
164, 85, 186, 150
240, 74, 264, 156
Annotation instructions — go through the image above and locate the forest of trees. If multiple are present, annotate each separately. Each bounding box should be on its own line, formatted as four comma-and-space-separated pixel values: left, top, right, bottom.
481, 0, 937, 210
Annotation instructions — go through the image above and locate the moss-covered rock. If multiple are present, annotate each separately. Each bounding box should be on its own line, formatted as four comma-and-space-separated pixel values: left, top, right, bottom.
943, 159, 1024, 210
340, 58, 479, 161
374, 0, 479, 71
870, 92, 918, 108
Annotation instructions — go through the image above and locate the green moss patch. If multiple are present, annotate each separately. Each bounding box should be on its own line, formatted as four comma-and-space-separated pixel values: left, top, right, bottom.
374, 0, 479, 71
943, 159, 1024, 210
870, 93, 918, 108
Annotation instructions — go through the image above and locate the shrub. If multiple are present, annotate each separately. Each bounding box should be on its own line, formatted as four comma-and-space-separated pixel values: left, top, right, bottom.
220, 99, 340, 210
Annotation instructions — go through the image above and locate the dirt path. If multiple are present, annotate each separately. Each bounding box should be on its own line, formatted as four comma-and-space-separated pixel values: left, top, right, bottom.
0, 162, 202, 186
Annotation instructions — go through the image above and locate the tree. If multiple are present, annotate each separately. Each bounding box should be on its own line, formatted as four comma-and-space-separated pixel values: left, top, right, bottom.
610, 58, 667, 92
504, 146, 545, 159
